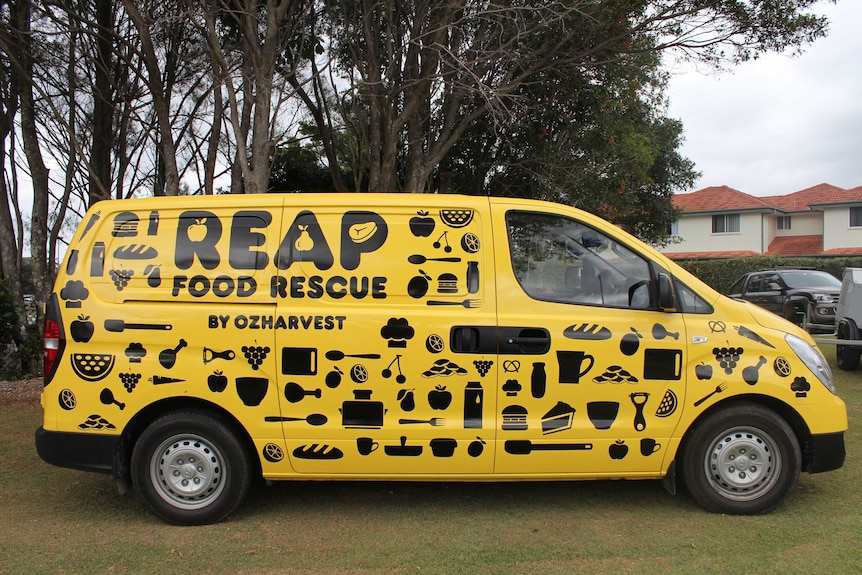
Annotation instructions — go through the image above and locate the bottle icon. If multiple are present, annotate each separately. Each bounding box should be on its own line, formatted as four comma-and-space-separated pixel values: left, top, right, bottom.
148, 210, 160, 235
531, 362, 546, 399
463, 382, 483, 429
90, 242, 105, 277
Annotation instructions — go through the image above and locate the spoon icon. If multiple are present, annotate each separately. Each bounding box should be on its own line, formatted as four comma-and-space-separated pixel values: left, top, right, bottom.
408, 254, 462, 264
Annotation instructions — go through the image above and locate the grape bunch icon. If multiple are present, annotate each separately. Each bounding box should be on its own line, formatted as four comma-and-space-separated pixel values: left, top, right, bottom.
712, 346, 743, 375
242, 344, 271, 370
120, 372, 142, 392
473, 359, 493, 377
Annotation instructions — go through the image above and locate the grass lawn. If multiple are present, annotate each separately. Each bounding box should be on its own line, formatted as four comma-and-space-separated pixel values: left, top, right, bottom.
1, 343, 859, 575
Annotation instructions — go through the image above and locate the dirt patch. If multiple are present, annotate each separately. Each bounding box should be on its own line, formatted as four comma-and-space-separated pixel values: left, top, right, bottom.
0, 377, 42, 405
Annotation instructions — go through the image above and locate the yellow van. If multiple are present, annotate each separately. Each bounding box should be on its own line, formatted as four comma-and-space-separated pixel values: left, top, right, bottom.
36, 193, 847, 524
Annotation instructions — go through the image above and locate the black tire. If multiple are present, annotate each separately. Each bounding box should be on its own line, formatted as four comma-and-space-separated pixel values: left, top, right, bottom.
681, 404, 801, 515
131, 410, 253, 525
836, 319, 861, 371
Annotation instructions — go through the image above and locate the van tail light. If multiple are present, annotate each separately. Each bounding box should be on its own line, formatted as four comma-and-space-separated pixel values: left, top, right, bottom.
43, 294, 65, 386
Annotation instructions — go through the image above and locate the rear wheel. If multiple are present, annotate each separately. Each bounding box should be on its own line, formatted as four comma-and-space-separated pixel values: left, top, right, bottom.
836, 319, 861, 371
682, 404, 800, 515
131, 410, 253, 525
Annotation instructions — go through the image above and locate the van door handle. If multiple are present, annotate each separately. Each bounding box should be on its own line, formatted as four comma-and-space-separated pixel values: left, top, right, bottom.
499, 328, 551, 355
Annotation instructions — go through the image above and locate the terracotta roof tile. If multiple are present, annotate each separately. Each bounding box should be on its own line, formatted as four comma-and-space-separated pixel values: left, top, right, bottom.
673, 186, 772, 213
766, 235, 823, 256
664, 250, 761, 260
761, 183, 847, 212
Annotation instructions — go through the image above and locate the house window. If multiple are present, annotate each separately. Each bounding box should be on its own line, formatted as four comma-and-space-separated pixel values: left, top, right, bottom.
669, 220, 679, 236
777, 216, 792, 230
712, 213, 740, 234
851, 207, 862, 228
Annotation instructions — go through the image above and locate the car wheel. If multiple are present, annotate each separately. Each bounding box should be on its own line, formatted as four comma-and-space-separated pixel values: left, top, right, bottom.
682, 403, 800, 515
836, 319, 861, 371
131, 410, 253, 525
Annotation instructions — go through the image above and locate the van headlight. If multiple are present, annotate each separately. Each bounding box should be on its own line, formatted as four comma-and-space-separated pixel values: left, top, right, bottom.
786, 333, 835, 393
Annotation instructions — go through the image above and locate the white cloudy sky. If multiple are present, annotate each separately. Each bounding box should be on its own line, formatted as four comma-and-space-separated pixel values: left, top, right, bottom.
666, 0, 862, 197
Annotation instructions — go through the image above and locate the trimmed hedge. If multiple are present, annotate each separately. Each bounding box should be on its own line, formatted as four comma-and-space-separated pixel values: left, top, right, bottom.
675, 256, 862, 295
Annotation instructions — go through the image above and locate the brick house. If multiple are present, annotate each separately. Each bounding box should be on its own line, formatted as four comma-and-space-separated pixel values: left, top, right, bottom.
661, 183, 862, 259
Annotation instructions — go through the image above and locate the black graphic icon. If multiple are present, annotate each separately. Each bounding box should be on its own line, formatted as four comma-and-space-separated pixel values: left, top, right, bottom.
104, 318, 172, 332
422, 358, 468, 377
609, 440, 629, 459
236, 376, 269, 406
125, 343, 146, 363
774, 357, 792, 377
409, 254, 460, 264
630, 392, 650, 432
502, 379, 521, 396
643, 349, 682, 380
735, 325, 775, 348
433, 231, 451, 252
694, 382, 728, 407
542, 401, 575, 434
408, 270, 432, 298
397, 388, 415, 411
275, 211, 333, 271
341, 389, 386, 428
620, 328, 643, 355
439, 209, 474, 228
430, 438, 458, 457
175, 211, 222, 270
113, 244, 158, 259
58, 388, 76, 410
409, 211, 435, 237
284, 382, 322, 403
66, 249, 79, 274
207, 371, 227, 392
468, 437, 486, 457
292, 444, 344, 460
564, 323, 612, 340
425, 334, 445, 353
382, 355, 407, 383
399, 417, 446, 426
461, 233, 480, 253
743, 356, 767, 385
708, 321, 727, 333
90, 242, 106, 277
505, 440, 593, 455
203, 347, 235, 364
147, 210, 159, 235
149, 375, 185, 385
655, 389, 678, 417
652, 323, 679, 340
265, 414, 327, 425
71, 353, 115, 382
70, 315, 95, 342
428, 385, 453, 409
791, 376, 811, 397
593, 365, 638, 384
640, 438, 661, 456
60, 280, 89, 308
502, 405, 528, 430
695, 362, 713, 380
79, 414, 116, 430
262, 443, 284, 462
282, 347, 317, 375
474, 359, 493, 377
587, 401, 619, 430
385, 436, 423, 456
350, 364, 369, 383
381, 318, 414, 347
119, 371, 142, 392
341, 211, 388, 270
503, 360, 520, 373
108, 269, 134, 291
325, 349, 381, 361
158, 339, 188, 369
80, 211, 100, 239
111, 212, 138, 237
713, 345, 744, 375
144, 264, 161, 287
557, 350, 594, 383
464, 382, 483, 429
357, 437, 379, 455
242, 344, 270, 370
531, 362, 546, 398
467, 261, 480, 293
99, 388, 125, 410
325, 367, 343, 388
426, 298, 481, 308
436, 273, 459, 293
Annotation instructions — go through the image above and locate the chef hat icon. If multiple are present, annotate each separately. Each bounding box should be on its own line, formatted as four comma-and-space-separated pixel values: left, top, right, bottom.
791, 376, 811, 397
60, 280, 89, 307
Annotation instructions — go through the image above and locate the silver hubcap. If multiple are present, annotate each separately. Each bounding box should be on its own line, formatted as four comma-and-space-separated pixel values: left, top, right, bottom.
150, 434, 225, 510
704, 426, 781, 501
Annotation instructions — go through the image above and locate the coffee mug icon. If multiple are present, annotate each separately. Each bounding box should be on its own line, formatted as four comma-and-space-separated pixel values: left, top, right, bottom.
640, 438, 661, 456
356, 437, 379, 455
557, 350, 594, 383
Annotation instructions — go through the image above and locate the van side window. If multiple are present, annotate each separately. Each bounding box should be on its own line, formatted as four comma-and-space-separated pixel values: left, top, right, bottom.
506, 211, 651, 309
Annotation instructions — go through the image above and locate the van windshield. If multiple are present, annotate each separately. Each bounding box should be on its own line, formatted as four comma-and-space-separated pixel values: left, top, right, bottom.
781, 271, 840, 289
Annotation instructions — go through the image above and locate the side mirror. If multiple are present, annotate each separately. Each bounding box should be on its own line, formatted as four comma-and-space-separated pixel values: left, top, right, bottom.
658, 274, 675, 311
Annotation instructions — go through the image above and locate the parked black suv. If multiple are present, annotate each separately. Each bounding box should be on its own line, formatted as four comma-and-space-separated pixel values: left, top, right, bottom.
728, 268, 841, 333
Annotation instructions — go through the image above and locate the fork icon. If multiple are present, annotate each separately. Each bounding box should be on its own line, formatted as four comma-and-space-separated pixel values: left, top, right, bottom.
693, 382, 728, 407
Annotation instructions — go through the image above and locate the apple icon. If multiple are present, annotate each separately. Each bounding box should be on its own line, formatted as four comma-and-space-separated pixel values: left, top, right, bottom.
409, 211, 435, 237
70, 315, 94, 343
609, 439, 629, 460
695, 362, 713, 380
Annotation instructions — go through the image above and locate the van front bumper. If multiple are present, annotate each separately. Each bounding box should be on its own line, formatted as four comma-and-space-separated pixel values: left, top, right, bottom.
35, 427, 118, 474
805, 432, 846, 473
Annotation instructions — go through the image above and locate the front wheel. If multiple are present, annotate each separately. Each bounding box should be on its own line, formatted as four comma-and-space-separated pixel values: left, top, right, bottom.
131, 410, 253, 525
682, 404, 800, 515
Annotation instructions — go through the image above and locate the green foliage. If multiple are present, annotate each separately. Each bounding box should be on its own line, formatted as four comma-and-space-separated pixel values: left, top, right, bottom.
676, 256, 862, 295
0, 281, 23, 379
